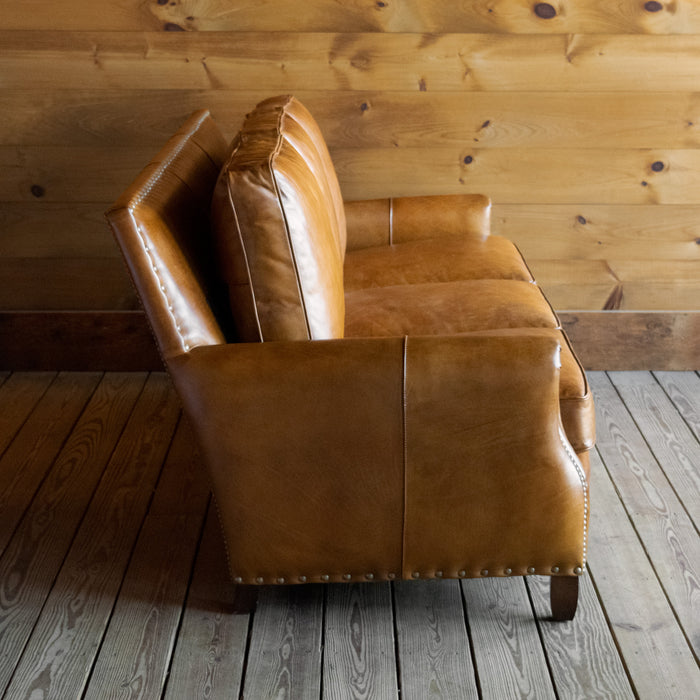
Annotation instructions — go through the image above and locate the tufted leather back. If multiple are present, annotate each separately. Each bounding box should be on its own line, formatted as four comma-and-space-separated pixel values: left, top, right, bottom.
211, 95, 347, 342
106, 110, 233, 361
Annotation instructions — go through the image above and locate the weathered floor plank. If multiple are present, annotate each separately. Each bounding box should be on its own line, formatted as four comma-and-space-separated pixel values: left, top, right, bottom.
394, 579, 478, 699
83, 418, 210, 700
3, 374, 180, 700
0, 371, 54, 459
527, 573, 635, 698
0, 371, 698, 699
243, 585, 324, 699
0, 371, 100, 557
609, 371, 700, 526
163, 504, 250, 700
324, 583, 399, 699
590, 372, 700, 657
0, 372, 146, 695
461, 576, 556, 699
655, 370, 700, 442
587, 447, 700, 697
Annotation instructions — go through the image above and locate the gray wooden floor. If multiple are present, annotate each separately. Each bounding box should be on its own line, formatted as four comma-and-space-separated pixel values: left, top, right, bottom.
0, 370, 698, 699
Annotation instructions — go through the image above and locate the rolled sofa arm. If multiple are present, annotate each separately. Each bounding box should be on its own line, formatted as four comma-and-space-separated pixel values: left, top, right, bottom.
167, 334, 588, 585
344, 194, 492, 252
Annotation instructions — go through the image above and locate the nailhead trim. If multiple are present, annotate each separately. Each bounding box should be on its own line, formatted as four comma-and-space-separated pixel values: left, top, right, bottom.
559, 428, 589, 572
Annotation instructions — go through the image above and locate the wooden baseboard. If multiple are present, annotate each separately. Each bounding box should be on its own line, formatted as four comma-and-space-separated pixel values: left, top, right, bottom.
0, 310, 698, 371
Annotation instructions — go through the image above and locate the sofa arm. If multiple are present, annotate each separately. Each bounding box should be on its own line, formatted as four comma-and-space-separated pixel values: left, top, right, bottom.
344, 194, 491, 252
167, 334, 587, 585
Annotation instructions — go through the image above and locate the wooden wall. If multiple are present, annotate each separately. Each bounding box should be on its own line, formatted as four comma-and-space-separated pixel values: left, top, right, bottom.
1, 1, 699, 322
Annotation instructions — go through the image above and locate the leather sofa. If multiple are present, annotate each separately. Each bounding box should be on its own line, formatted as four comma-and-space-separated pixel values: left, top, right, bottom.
106, 96, 594, 620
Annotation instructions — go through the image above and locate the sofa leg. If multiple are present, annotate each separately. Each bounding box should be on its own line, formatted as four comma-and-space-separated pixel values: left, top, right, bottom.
550, 576, 579, 621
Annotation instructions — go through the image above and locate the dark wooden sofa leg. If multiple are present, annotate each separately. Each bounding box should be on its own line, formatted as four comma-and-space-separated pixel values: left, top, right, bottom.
550, 576, 579, 621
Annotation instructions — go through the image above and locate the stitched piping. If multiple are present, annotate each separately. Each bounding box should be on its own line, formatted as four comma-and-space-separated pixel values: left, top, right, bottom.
389, 198, 394, 245
559, 427, 589, 570
401, 335, 408, 578
127, 208, 189, 354
268, 98, 312, 339
124, 114, 210, 355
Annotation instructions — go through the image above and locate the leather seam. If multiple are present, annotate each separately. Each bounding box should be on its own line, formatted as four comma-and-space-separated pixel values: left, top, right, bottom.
126, 206, 189, 354
401, 335, 408, 578
269, 97, 312, 340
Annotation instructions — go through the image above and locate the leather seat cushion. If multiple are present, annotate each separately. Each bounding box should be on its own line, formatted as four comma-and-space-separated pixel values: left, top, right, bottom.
345, 280, 557, 337
344, 235, 534, 291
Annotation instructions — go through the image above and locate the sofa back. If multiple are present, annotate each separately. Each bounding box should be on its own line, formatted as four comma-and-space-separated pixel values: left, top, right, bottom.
106, 110, 233, 361
211, 95, 347, 341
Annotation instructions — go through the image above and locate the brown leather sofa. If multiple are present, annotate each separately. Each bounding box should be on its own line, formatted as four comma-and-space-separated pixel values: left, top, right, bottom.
106, 96, 593, 620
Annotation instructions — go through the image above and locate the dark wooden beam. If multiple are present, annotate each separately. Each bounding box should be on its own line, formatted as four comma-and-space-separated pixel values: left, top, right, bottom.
0, 310, 698, 371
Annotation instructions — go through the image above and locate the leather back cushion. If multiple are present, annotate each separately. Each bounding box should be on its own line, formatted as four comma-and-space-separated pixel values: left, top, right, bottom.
211, 95, 347, 341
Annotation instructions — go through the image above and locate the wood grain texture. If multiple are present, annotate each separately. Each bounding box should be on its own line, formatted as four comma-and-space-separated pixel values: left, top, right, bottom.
0, 371, 54, 457
394, 579, 478, 699
654, 370, 700, 441
3, 0, 700, 33
2, 374, 180, 700
243, 585, 324, 699
526, 574, 635, 698
4, 90, 698, 151
0, 312, 162, 371
0, 372, 100, 556
163, 505, 249, 700
493, 204, 700, 261
608, 371, 700, 526
0, 258, 137, 309
83, 418, 209, 700
586, 445, 700, 697
590, 372, 700, 655
2, 32, 699, 93
324, 583, 399, 699
561, 312, 700, 370
461, 576, 555, 699
0, 372, 145, 694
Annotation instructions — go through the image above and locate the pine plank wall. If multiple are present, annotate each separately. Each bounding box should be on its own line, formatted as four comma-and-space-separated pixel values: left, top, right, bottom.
0, 0, 699, 367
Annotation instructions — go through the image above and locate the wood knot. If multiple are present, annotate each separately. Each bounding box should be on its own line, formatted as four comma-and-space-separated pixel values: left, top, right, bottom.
30, 184, 45, 198
463, 155, 473, 164
534, 3, 557, 19
651, 161, 665, 172
644, 1, 663, 11
577, 215, 587, 225
164, 23, 185, 31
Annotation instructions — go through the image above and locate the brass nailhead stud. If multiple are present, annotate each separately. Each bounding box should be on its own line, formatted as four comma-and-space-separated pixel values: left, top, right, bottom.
527, 567, 536, 574
574, 566, 583, 575
321, 574, 330, 581
277, 577, 285, 584
481, 569, 489, 576
504, 568, 512, 575
551, 566, 560, 574
387, 573, 396, 580
365, 573, 374, 580
299, 576, 307, 583
458, 570, 466, 578
233, 576, 242, 584
435, 571, 443, 578
255, 576, 264, 584
412, 571, 420, 579
343, 573, 352, 580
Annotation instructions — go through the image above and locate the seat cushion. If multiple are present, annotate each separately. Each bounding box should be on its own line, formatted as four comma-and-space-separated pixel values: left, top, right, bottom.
344, 235, 534, 291
210, 95, 347, 341
345, 280, 594, 452
345, 280, 558, 337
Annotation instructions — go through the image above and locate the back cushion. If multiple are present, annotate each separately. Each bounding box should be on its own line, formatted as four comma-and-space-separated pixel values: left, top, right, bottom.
211, 95, 347, 341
